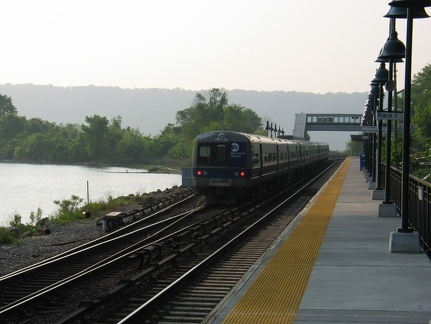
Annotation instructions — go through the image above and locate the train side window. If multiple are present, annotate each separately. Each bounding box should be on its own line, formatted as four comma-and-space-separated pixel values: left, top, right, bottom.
253, 154, 260, 165
252, 144, 260, 166
214, 144, 227, 166
197, 144, 211, 165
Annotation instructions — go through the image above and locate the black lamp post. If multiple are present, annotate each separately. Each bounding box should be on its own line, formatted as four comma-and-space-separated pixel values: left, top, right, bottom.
366, 86, 379, 186
362, 100, 374, 176
371, 63, 389, 192
376, 22, 406, 206
389, 0, 431, 233
384, 2, 429, 140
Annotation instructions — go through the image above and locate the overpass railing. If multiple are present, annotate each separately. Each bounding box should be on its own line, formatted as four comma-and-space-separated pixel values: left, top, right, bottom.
381, 164, 431, 255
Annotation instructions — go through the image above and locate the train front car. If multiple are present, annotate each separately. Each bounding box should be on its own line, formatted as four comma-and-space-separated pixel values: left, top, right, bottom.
192, 131, 255, 204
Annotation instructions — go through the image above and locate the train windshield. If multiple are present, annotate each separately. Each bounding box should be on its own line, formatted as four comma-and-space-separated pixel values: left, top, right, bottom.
197, 145, 211, 165
197, 144, 228, 166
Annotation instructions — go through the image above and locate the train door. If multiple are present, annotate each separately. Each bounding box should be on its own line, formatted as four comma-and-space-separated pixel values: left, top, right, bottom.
298, 145, 302, 165
287, 145, 290, 168
214, 143, 228, 166
276, 145, 280, 172
213, 143, 229, 179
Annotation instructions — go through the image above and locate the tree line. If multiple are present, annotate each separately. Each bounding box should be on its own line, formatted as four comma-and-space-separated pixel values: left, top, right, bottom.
0, 88, 262, 167
2, 61, 431, 176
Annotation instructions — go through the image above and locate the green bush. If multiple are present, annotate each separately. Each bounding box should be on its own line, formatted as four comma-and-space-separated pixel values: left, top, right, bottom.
51, 195, 85, 224
0, 228, 15, 244
1, 193, 151, 245
9, 214, 34, 234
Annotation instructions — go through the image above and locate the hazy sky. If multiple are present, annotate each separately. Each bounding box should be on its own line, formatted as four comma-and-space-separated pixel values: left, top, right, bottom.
1, 0, 430, 94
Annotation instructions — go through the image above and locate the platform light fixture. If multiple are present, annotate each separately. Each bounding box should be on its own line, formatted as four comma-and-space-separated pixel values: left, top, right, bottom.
388, 0, 431, 234
371, 64, 388, 192
377, 18, 405, 209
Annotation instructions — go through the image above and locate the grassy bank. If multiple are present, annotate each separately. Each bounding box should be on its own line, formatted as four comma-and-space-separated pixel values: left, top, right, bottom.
0, 192, 153, 245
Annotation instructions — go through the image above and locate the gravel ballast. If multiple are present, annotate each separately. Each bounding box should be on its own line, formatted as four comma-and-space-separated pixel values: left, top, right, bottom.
0, 220, 106, 276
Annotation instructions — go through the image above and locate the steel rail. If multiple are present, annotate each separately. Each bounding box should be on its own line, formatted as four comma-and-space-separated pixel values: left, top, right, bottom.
0, 203, 210, 317
118, 161, 341, 323
0, 192, 197, 281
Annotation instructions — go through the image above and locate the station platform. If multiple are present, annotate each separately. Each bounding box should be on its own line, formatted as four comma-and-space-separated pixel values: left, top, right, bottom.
211, 157, 431, 324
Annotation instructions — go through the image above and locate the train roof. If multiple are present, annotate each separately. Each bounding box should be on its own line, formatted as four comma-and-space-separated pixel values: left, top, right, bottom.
194, 131, 327, 146
195, 131, 283, 144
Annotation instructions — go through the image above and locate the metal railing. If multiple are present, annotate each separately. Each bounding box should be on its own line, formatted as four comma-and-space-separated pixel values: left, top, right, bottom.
382, 164, 431, 254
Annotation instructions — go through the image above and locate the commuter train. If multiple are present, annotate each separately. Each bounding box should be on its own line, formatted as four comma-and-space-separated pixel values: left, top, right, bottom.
191, 131, 329, 203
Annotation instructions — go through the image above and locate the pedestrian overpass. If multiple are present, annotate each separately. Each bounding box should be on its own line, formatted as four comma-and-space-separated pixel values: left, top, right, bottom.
292, 113, 362, 140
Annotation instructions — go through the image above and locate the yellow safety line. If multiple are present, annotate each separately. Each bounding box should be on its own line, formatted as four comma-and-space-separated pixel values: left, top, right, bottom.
222, 157, 352, 324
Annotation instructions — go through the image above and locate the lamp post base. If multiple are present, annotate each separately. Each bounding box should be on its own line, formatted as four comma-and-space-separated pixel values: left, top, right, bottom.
378, 202, 397, 217
372, 189, 385, 200
389, 228, 421, 253
368, 180, 376, 190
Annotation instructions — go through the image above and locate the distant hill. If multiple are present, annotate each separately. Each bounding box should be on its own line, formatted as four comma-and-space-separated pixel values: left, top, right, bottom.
0, 84, 367, 150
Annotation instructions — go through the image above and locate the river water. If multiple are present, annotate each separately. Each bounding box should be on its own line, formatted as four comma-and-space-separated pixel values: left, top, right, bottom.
0, 162, 182, 226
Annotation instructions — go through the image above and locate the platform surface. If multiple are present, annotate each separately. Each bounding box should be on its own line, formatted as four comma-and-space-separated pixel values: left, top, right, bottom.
212, 157, 431, 324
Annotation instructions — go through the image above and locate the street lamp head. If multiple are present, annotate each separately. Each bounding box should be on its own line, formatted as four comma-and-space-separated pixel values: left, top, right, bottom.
389, 0, 431, 8
375, 47, 404, 63
379, 30, 406, 60
365, 91, 379, 111
372, 63, 389, 83
370, 84, 381, 96
385, 5, 430, 17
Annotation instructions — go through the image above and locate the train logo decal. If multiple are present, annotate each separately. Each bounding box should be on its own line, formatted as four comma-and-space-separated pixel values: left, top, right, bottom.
230, 142, 245, 159
231, 143, 240, 153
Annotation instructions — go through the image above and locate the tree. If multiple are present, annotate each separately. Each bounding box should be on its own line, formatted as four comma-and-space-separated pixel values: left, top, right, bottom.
412, 102, 431, 149
411, 63, 431, 151
81, 115, 110, 160
0, 94, 17, 116
153, 124, 183, 158
14, 133, 53, 160
222, 104, 261, 133
175, 88, 230, 138
118, 129, 149, 164
412, 63, 431, 109
174, 88, 263, 139
0, 113, 26, 139
345, 139, 363, 155
166, 88, 263, 161
51, 124, 83, 162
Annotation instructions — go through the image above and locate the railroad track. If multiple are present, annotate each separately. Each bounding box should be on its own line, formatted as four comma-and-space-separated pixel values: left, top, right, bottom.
0, 160, 341, 323
0, 190, 221, 322
87, 160, 341, 323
